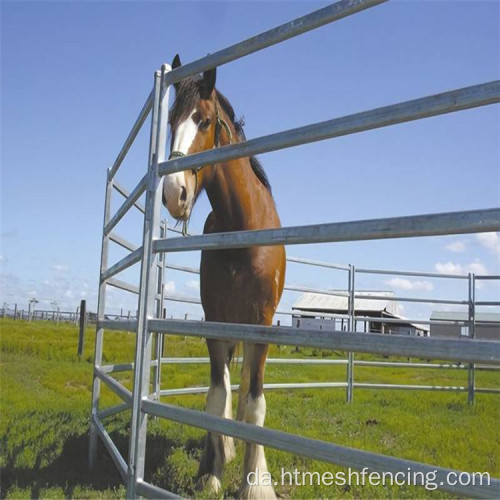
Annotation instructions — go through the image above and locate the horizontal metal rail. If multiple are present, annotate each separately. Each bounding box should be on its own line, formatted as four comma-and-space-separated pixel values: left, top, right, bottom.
154, 208, 500, 253
353, 315, 460, 326
164, 294, 201, 305
165, 263, 199, 274
355, 383, 468, 392
98, 402, 131, 419
112, 180, 146, 214
161, 255, 480, 281
109, 94, 153, 180
158, 383, 499, 397
101, 363, 135, 373
285, 284, 349, 297
143, 399, 499, 498
356, 266, 468, 280
98, 319, 137, 332
148, 319, 500, 364
109, 232, 139, 253
355, 293, 467, 306
100, 247, 142, 283
135, 480, 182, 499
163, 0, 387, 87
356, 384, 500, 394
159, 81, 500, 176
92, 415, 128, 481
476, 388, 500, 394
151, 357, 500, 371
165, 258, 350, 273
105, 174, 147, 236
475, 301, 500, 306
475, 275, 500, 280
287, 255, 350, 271
159, 382, 348, 396
152, 357, 347, 367
95, 367, 133, 403
107, 278, 139, 295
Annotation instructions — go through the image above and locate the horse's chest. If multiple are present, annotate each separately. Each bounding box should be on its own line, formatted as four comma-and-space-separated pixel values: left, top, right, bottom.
200, 250, 271, 320
203, 253, 256, 293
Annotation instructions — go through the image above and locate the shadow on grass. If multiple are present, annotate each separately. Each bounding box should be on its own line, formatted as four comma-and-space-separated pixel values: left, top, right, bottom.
1, 429, 204, 498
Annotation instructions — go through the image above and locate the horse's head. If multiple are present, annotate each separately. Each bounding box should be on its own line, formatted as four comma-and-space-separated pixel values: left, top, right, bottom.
162, 54, 222, 222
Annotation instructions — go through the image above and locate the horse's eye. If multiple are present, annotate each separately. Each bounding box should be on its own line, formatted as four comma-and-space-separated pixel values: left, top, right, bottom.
200, 118, 212, 130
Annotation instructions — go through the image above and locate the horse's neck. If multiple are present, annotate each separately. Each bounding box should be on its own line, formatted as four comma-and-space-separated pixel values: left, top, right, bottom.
204, 108, 278, 232
206, 157, 269, 232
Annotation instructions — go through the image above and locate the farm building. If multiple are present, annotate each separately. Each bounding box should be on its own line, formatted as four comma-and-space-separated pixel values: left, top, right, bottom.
292, 291, 429, 336
430, 311, 500, 341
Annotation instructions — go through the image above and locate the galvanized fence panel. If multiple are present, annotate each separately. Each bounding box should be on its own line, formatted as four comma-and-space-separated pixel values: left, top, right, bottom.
89, 0, 500, 497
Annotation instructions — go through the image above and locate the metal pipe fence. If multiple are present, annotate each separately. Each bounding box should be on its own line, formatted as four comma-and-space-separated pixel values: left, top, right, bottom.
89, 1, 500, 498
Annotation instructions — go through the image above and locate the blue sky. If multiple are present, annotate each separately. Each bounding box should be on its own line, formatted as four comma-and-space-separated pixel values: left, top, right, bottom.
1, 0, 499, 322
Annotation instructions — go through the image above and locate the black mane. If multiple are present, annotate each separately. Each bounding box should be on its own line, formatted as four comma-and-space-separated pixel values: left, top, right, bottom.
169, 75, 271, 192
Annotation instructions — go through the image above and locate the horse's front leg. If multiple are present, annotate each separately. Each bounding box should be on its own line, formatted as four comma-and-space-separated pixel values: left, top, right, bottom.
196, 339, 236, 493
239, 342, 276, 500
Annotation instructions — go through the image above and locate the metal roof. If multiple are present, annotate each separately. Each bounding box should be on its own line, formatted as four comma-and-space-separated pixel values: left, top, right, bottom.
292, 291, 431, 332
430, 311, 500, 323
292, 291, 400, 315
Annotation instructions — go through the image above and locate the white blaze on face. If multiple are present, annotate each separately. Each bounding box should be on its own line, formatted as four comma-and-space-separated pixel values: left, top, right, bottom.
163, 108, 199, 218
172, 109, 198, 155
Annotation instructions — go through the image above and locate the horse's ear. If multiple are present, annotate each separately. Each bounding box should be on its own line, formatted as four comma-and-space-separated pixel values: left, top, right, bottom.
172, 54, 181, 69
200, 67, 216, 99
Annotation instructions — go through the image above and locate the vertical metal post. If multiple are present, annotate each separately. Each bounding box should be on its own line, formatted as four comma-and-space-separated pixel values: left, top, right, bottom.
126, 64, 171, 498
88, 169, 113, 467
152, 220, 167, 401
346, 266, 355, 403
467, 273, 476, 405
78, 299, 86, 359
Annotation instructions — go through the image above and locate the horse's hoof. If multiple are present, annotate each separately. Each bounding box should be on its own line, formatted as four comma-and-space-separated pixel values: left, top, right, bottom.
240, 483, 277, 500
196, 474, 222, 494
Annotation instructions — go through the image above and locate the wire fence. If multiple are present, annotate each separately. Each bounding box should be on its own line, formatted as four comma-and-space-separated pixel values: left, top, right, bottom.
89, 0, 500, 497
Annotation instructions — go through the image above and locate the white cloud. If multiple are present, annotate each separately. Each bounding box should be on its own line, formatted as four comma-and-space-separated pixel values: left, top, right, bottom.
385, 277, 434, 291
444, 240, 466, 253
435, 261, 463, 274
164, 281, 175, 294
476, 232, 500, 261
467, 260, 488, 275
186, 279, 200, 291
434, 259, 488, 276
50, 264, 69, 273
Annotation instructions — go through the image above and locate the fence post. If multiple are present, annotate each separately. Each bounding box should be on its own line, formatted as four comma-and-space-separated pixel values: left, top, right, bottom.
467, 273, 476, 405
346, 265, 355, 403
78, 300, 86, 359
153, 220, 167, 401
14, 304, 17, 321
126, 65, 170, 498
88, 168, 113, 467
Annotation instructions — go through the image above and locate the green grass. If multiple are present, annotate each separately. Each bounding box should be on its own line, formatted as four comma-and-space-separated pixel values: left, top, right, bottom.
1, 318, 499, 499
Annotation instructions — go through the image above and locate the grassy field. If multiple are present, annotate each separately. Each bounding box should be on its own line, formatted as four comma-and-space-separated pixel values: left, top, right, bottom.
1, 318, 499, 499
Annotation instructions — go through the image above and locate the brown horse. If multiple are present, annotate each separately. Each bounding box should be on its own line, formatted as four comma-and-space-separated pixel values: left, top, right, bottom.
162, 55, 286, 499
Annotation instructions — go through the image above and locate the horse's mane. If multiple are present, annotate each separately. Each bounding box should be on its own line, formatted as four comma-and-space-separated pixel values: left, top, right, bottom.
169, 75, 271, 192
